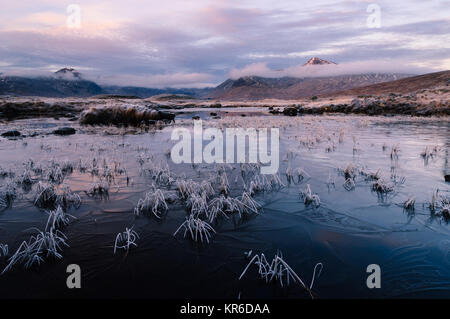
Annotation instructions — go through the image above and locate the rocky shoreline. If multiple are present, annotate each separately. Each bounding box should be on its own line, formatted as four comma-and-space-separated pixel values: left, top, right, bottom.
280, 97, 450, 117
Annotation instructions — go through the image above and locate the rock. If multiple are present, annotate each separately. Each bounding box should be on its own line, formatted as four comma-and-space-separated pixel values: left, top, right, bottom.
210, 112, 217, 116
210, 103, 222, 108
52, 127, 76, 135
158, 111, 175, 122
283, 107, 298, 116
445, 175, 450, 182
269, 108, 281, 114
1, 130, 21, 137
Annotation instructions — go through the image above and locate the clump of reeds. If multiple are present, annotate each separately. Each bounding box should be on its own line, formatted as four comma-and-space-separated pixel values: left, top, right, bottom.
114, 226, 139, 254
239, 191, 261, 215
134, 188, 168, 218
16, 169, 34, 186
142, 161, 174, 186
286, 167, 310, 184
0, 244, 8, 257
186, 192, 209, 217
2, 228, 68, 273
429, 189, 450, 219
285, 166, 294, 183
80, 105, 174, 126
176, 179, 214, 199
34, 182, 57, 208
34, 182, 81, 209
300, 184, 320, 207
85, 181, 110, 198
173, 214, 216, 243
390, 144, 400, 160
0, 182, 17, 209
246, 175, 268, 195
61, 160, 74, 174
238, 250, 323, 298
325, 142, 336, 153
420, 145, 440, 163
0, 166, 15, 179
206, 195, 232, 223
403, 196, 416, 211
45, 206, 76, 231
46, 165, 64, 184
56, 186, 81, 209
371, 179, 394, 193
326, 173, 336, 188
342, 163, 358, 180
362, 168, 381, 181
218, 172, 230, 195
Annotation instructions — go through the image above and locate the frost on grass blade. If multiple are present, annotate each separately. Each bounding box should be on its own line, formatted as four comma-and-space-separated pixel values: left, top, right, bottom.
2, 228, 69, 274
134, 188, 168, 218
114, 226, 139, 254
0, 244, 8, 257
45, 206, 76, 231
238, 250, 323, 299
300, 184, 320, 207
34, 182, 81, 209
173, 215, 216, 244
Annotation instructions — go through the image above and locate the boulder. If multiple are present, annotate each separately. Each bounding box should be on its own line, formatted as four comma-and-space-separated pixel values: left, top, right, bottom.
53, 127, 76, 135
283, 107, 298, 116
158, 111, 175, 122
1, 130, 21, 137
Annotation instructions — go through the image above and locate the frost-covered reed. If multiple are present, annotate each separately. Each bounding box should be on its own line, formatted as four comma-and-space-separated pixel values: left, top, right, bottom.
173, 214, 216, 243
300, 184, 320, 207
2, 228, 68, 273
85, 181, 110, 198
371, 179, 394, 194
45, 206, 76, 231
34, 182, 81, 209
134, 188, 168, 218
429, 189, 450, 219
403, 196, 416, 211
114, 226, 139, 254
0, 244, 8, 257
0, 182, 16, 209
238, 250, 323, 298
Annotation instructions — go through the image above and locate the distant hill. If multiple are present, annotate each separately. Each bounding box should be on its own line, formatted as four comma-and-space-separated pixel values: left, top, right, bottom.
0, 68, 214, 98
326, 70, 450, 96
101, 86, 213, 98
209, 73, 411, 100
0, 75, 103, 97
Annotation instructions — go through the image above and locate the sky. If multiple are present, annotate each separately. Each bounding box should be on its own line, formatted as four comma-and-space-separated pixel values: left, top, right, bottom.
0, 0, 449, 88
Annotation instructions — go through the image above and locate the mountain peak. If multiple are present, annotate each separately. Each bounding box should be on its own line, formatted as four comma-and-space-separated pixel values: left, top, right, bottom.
303, 57, 337, 66
54, 67, 82, 80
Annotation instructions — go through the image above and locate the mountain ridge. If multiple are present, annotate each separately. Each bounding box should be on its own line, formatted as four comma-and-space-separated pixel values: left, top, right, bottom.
208, 73, 412, 100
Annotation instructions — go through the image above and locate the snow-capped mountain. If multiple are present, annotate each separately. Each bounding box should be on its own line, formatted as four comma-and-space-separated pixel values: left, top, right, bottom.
303, 57, 337, 66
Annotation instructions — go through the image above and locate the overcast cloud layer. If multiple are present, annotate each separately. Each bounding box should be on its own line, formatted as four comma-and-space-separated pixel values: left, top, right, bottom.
0, 0, 449, 88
